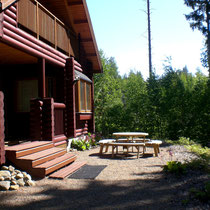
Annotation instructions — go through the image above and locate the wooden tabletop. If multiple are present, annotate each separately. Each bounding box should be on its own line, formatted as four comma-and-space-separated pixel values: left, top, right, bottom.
113, 132, 149, 137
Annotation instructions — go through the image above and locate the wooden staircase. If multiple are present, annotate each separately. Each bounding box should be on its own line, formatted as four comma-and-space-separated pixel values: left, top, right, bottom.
5, 141, 86, 178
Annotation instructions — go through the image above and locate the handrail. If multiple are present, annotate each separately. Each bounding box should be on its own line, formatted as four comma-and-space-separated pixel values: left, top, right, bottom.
17, 0, 72, 55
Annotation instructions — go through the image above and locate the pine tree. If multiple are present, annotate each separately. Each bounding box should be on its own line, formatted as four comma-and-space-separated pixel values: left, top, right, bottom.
184, 0, 210, 76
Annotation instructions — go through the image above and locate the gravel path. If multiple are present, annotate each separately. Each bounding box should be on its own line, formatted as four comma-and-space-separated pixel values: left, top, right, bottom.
0, 144, 209, 210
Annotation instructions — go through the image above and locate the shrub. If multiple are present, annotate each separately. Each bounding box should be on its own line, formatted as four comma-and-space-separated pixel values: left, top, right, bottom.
190, 181, 210, 202
163, 161, 186, 176
71, 133, 97, 151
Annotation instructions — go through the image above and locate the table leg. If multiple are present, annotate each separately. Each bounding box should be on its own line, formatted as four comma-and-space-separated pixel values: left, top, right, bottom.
137, 146, 140, 159
154, 145, 158, 157
99, 144, 104, 154
105, 144, 109, 153
112, 145, 115, 158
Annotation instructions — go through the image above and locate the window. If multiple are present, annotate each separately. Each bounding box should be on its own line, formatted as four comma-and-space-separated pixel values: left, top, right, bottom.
16, 79, 38, 112
77, 80, 92, 112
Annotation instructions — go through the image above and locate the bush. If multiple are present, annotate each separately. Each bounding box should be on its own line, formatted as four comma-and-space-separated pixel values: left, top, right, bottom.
163, 161, 186, 176
71, 133, 97, 151
164, 137, 210, 174
190, 181, 210, 202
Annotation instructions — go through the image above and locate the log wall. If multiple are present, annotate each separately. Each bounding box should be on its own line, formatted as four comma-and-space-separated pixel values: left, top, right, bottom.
0, 91, 5, 165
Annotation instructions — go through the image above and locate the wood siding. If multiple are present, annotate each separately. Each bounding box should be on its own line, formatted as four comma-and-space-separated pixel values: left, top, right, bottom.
0, 91, 5, 165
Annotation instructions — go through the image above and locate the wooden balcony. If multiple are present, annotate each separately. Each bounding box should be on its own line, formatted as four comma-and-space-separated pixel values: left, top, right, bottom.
17, 0, 74, 56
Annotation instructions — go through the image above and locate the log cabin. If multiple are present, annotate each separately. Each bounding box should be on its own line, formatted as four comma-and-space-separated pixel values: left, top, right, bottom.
0, 0, 102, 177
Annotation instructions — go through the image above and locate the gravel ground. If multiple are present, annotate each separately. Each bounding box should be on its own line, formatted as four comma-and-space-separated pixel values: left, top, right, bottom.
0, 143, 209, 210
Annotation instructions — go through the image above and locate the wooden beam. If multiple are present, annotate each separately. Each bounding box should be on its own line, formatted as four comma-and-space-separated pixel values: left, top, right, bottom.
67, 1, 83, 6
38, 58, 46, 98
80, 38, 93, 43
86, 53, 96, 57
0, 0, 17, 10
74, 19, 88, 24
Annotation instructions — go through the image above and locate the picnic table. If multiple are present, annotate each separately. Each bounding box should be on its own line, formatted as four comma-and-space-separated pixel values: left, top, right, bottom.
113, 132, 149, 142
111, 132, 149, 158
99, 132, 162, 158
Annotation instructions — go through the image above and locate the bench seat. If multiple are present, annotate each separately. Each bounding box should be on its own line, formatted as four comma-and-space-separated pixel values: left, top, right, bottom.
144, 140, 162, 156
108, 142, 145, 159
99, 139, 116, 154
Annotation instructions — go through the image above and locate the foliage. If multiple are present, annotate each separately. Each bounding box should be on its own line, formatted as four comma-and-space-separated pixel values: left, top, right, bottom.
166, 137, 210, 172
71, 133, 96, 151
184, 0, 210, 73
190, 181, 210, 202
163, 161, 186, 176
166, 137, 210, 161
94, 50, 210, 146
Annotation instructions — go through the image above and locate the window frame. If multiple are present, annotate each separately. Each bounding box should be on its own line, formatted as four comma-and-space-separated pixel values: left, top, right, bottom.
77, 79, 92, 113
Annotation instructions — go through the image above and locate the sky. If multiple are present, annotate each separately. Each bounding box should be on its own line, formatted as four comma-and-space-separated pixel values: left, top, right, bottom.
86, 0, 208, 79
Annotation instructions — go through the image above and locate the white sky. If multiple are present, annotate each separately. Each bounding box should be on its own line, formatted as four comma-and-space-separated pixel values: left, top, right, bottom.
86, 0, 208, 79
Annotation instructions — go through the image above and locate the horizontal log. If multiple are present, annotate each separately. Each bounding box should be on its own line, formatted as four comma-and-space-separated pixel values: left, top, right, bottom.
79, 114, 92, 120
54, 103, 66, 109
2, 34, 65, 67
54, 140, 67, 147
5, 8, 16, 20
74, 65, 83, 72
53, 134, 67, 143
3, 26, 66, 63
3, 14, 16, 26
74, 60, 82, 67
9, 6, 17, 13
76, 132, 82, 137
76, 129, 83, 133
3, 19, 68, 60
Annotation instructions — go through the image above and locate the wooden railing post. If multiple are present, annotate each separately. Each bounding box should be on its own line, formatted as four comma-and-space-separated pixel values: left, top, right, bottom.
0, 91, 5, 165
65, 58, 76, 138
42, 98, 54, 141
30, 98, 43, 140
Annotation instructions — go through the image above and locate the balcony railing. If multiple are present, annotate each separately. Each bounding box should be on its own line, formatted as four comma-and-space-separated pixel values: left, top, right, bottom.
17, 0, 72, 55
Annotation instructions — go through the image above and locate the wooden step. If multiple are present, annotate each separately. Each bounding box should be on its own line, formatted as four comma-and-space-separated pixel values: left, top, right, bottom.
18, 147, 66, 167
6, 141, 53, 158
34, 153, 77, 176
49, 161, 87, 179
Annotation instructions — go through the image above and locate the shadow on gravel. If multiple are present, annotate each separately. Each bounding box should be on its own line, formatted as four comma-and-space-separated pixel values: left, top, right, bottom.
0, 170, 208, 210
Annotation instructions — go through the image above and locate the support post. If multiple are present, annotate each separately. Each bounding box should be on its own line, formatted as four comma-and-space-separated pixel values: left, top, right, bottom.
42, 98, 54, 141
65, 57, 76, 138
38, 58, 46, 98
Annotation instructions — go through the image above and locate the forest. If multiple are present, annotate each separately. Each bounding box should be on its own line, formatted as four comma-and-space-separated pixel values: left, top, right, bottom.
94, 51, 210, 147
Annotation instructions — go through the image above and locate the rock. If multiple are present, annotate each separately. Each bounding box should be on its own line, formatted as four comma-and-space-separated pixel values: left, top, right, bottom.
22, 172, 27, 176
17, 178, 25, 187
15, 170, 21, 174
11, 171, 16, 176
0, 170, 11, 179
11, 180, 17, 185
0, 165, 35, 191
25, 180, 35, 187
4, 176, 11, 181
1, 166, 8, 170
16, 173, 24, 179
0, 181, 10, 190
8, 165, 15, 172
10, 185, 19, 191
23, 174, 32, 181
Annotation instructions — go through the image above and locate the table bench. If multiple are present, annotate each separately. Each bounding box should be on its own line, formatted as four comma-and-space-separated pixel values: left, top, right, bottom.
108, 142, 145, 159
99, 139, 116, 155
144, 140, 162, 157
